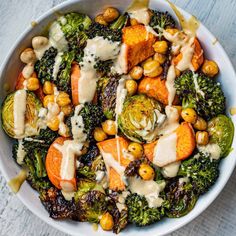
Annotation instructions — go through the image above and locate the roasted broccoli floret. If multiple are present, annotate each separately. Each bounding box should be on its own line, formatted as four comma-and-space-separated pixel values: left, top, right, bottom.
125, 193, 165, 226
164, 179, 198, 218
94, 59, 113, 75
97, 76, 120, 120
59, 12, 92, 52
178, 152, 219, 195
175, 71, 226, 120
40, 187, 77, 219
67, 103, 104, 141
12, 128, 58, 191
34, 47, 58, 84
56, 50, 75, 93
149, 10, 176, 34
79, 143, 100, 165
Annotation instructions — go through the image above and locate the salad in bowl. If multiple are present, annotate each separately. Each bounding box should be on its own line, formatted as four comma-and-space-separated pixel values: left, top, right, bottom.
1, 0, 234, 234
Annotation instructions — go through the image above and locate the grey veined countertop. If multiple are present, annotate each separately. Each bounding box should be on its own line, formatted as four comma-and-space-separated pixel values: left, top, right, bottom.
0, 0, 236, 235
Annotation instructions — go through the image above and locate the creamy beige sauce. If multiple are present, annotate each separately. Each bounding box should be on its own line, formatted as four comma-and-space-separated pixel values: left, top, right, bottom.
113, 44, 128, 74
54, 140, 83, 191
16, 140, 26, 165
58, 112, 68, 137
129, 9, 150, 25
162, 161, 181, 178
53, 52, 63, 80
166, 65, 176, 106
145, 25, 160, 37
14, 90, 27, 138
79, 36, 120, 103
198, 143, 221, 160
95, 170, 105, 182
129, 177, 166, 208
61, 190, 75, 201
116, 191, 129, 212
8, 169, 28, 193
179, 177, 189, 184
71, 104, 87, 142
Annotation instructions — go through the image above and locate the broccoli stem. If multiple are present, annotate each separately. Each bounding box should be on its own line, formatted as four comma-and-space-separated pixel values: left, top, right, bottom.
110, 14, 128, 30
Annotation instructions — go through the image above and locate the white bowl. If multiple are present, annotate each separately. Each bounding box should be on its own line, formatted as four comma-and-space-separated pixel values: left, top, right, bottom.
0, 0, 235, 235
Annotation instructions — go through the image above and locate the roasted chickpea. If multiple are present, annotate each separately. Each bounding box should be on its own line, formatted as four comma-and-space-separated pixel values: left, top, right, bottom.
61, 104, 73, 116
94, 127, 108, 142
153, 53, 166, 64
20, 48, 36, 64
43, 95, 55, 108
141, 57, 152, 67
201, 60, 219, 77
153, 41, 168, 54
175, 68, 181, 77
165, 28, 179, 35
130, 18, 139, 26
138, 163, 155, 180
103, 7, 119, 22
129, 66, 143, 80
143, 60, 163, 77
194, 116, 207, 131
95, 14, 108, 26
47, 116, 60, 131
32, 36, 49, 49
196, 131, 209, 146
100, 212, 114, 231
181, 108, 197, 124
102, 120, 117, 135
26, 77, 40, 91
43, 81, 54, 95
125, 79, 138, 96
57, 92, 71, 107
128, 142, 143, 159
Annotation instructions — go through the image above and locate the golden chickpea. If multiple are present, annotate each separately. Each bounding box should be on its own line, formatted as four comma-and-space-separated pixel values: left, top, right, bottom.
43, 95, 55, 108
153, 41, 169, 54
129, 66, 143, 80
57, 92, 71, 107
103, 7, 119, 23
95, 14, 108, 26
43, 81, 54, 95
47, 116, 60, 131
26, 77, 40, 91
194, 117, 207, 131
201, 60, 219, 77
61, 104, 73, 116
94, 127, 108, 142
181, 108, 198, 124
143, 60, 163, 77
196, 131, 209, 146
165, 28, 179, 35
32, 36, 49, 50
128, 142, 143, 159
102, 120, 117, 135
100, 212, 114, 231
20, 48, 36, 64
153, 53, 166, 64
125, 79, 138, 96
138, 163, 155, 180
130, 18, 139, 26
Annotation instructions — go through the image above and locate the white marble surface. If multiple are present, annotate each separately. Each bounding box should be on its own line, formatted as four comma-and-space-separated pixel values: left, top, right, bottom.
0, 0, 236, 235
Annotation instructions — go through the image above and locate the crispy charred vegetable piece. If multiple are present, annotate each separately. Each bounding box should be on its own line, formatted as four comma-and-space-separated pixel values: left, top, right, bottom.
165, 179, 198, 218
118, 94, 163, 143
97, 76, 120, 120
34, 47, 58, 84
208, 115, 234, 157
178, 152, 219, 195
175, 71, 225, 120
40, 187, 77, 219
125, 193, 165, 226
67, 103, 104, 141
79, 143, 100, 165
1, 91, 42, 139
149, 10, 176, 34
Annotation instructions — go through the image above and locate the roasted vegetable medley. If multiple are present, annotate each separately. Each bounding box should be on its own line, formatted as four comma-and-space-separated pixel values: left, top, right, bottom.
1, 1, 235, 233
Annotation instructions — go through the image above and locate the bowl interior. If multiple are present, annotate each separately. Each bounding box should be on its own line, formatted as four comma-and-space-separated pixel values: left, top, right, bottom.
0, 0, 236, 235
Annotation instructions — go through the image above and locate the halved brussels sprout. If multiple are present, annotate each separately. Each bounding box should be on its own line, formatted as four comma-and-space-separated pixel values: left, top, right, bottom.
118, 94, 165, 143
1, 90, 42, 139
208, 114, 234, 157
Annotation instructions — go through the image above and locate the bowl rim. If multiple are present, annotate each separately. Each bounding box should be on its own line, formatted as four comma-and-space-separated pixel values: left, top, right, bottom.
0, 0, 236, 235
